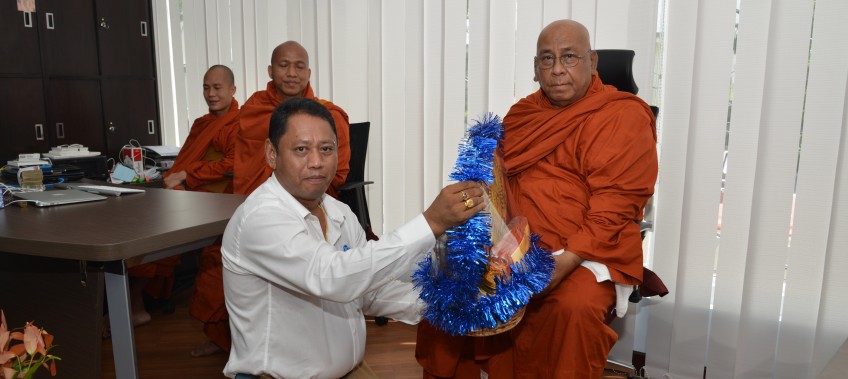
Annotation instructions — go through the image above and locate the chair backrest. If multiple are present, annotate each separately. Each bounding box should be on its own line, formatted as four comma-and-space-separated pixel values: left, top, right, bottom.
595, 49, 639, 95
595, 49, 658, 118
345, 122, 370, 184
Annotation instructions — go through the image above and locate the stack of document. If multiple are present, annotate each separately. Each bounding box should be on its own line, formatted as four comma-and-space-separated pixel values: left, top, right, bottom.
42, 145, 100, 158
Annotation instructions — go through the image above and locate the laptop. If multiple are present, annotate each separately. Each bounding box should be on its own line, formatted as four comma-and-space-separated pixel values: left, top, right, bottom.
13, 189, 108, 207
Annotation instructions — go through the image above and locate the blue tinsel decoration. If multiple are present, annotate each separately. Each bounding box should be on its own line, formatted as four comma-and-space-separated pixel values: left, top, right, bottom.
412, 113, 556, 336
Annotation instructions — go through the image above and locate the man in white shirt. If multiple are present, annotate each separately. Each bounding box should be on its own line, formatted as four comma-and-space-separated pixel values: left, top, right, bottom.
222, 97, 485, 379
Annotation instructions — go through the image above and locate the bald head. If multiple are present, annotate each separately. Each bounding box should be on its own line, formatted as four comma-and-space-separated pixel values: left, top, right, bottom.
271, 41, 309, 66
207, 64, 235, 86
533, 19, 597, 108
203, 64, 236, 116
268, 41, 312, 102
537, 20, 592, 52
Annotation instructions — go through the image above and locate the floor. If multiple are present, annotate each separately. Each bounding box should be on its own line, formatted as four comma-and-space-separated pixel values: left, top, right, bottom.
101, 287, 628, 379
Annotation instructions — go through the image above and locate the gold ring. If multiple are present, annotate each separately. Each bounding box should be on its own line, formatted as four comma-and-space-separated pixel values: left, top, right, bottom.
464, 198, 475, 209
461, 191, 469, 201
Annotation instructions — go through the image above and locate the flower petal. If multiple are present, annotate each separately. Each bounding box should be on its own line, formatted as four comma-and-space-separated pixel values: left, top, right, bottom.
3, 367, 17, 379
24, 325, 38, 355
0, 330, 9, 351
0, 350, 15, 365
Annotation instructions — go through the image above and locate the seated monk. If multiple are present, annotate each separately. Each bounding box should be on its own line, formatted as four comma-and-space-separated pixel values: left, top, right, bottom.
415, 19, 658, 379
233, 40, 351, 197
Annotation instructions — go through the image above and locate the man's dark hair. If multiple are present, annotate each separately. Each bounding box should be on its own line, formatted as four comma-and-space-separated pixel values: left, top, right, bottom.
268, 98, 337, 151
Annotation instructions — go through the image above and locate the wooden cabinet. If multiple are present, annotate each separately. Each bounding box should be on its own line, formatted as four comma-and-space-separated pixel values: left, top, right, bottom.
102, 79, 159, 152
0, 0, 159, 163
0, 78, 49, 157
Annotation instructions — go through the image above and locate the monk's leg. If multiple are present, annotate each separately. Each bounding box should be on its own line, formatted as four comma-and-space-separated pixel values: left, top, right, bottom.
190, 244, 230, 356
510, 266, 616, 379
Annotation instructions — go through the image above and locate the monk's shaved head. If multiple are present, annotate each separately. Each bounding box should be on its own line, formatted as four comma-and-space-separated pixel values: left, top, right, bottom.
533, 19, 597, 108
207, 64, 235, 86
267, 41, 312, 102
271, 41, 309, 66
537, 20, 592, 52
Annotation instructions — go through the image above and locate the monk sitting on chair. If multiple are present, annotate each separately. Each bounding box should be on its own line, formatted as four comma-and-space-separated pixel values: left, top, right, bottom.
415, 19, 659, 379
233, 40, 351, 197
159, 64, 240, 357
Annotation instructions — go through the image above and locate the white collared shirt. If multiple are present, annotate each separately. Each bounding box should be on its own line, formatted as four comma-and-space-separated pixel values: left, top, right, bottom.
222, 176, 434, 379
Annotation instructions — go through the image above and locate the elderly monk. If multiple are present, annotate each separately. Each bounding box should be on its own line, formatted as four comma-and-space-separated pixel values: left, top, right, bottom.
233, 41, 351, 197
415, 19, 658, 379
120, 65, 240, 343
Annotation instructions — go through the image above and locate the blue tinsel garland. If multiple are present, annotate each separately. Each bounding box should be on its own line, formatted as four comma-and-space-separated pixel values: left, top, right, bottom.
412, 113, 555, 336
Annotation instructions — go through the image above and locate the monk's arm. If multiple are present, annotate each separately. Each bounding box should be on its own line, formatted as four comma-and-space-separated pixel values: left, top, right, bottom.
328, 112, 351, 197
184, 123, 238, 188
566, 101, 657, 276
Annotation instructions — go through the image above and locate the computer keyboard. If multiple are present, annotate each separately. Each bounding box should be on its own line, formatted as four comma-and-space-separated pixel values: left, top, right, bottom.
75, 185, 145, 197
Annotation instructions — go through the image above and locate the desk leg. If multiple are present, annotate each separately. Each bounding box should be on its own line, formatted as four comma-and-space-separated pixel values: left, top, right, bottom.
105, 261, 139, 379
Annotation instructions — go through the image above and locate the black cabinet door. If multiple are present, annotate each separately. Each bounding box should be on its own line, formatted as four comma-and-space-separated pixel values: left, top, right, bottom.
0, 78, 49, 162
0, 4, 41, 75
46, 79, 105, 154
102, 79, 160, 158
38, 0, 99, 76
96, 0, 154, 77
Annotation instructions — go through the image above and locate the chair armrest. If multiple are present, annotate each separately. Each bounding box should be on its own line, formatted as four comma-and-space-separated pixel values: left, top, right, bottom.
338, 181, 374, 192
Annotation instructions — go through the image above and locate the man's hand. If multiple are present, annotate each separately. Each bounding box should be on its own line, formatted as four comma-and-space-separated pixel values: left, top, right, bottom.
164, 170, 187, 189
536, 250, 584, 298
422, 181, 487, 236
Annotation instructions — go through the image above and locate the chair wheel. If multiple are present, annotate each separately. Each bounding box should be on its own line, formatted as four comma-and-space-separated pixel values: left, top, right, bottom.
375, 316, 389, 326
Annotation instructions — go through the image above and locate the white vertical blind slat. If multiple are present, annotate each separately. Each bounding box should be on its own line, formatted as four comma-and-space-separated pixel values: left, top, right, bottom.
514, 0, 542, 101
315, 0, 332, 99
441, 0, 468, 188
543, 0, 571, 25
571, 0, 596, 43
812, 102, 848, 376
595, 0, 628, 48
487, 0, 516, 118
777, 1, 848, 377
466, 0, 489, 121
422, 0, 445, 205
183, 1, 209, 137
150, 0, 179, 145
626, 0, 659, 104
329, 0, 368, 121
380, 0, 406, 231
228, 0, 246, 102
644, 0, 698, 376
403, 1, 425, 217
365, 0, 383, 234
238, 0, 256, 102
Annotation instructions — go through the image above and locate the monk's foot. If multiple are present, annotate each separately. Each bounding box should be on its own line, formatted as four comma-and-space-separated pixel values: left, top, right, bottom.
132, 311, 152, 327
191, 340, 225, 357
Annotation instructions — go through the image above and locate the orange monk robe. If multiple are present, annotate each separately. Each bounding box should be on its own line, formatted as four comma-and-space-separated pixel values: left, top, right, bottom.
165, 98, 240, 192
233, 81, 350, 196
416, 74, 658, 379
128, 99, 240, 302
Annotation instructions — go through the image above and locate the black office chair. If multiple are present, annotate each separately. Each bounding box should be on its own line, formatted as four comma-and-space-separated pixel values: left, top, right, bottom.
338, 121, 375, 233
595, 49, 660, 118
338, 122, 389, 326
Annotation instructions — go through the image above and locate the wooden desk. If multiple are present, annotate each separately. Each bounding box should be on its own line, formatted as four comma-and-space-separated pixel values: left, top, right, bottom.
0, 186, 245, 379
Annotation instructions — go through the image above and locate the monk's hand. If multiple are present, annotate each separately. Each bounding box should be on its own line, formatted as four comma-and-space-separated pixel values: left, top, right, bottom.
423, 181, 486, 237
536, 250, 584, 298
164, 170, 187, 189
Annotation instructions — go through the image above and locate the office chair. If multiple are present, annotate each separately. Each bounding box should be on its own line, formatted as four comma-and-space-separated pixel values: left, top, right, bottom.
339, 122, 375, 231
594, 49, 668, 320
337, 122, 389, 326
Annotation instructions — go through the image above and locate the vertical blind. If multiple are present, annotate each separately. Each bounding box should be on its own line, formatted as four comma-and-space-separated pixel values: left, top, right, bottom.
151, 1, 848, 378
